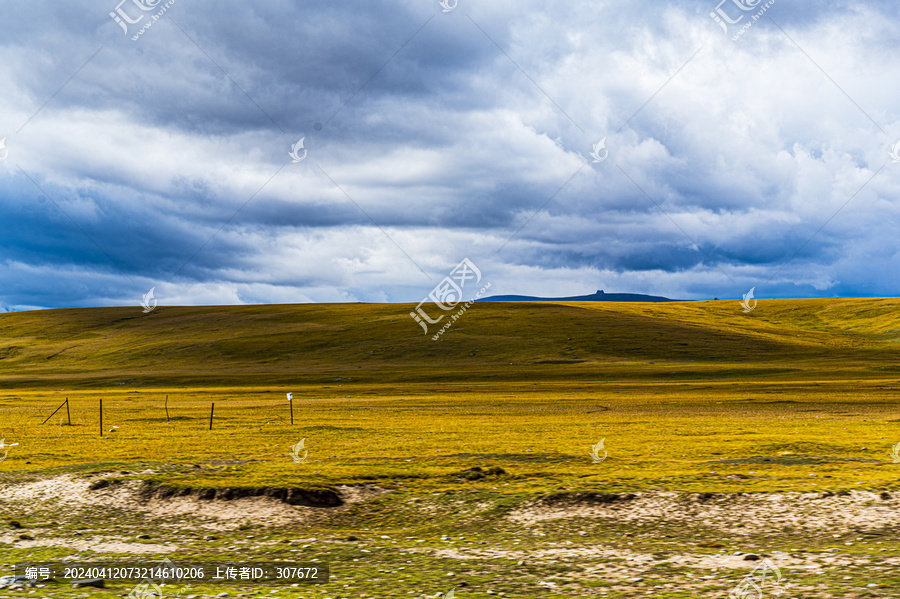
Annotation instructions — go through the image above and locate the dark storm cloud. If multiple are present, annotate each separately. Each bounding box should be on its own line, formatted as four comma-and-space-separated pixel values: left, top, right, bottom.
1, 0, 899, 310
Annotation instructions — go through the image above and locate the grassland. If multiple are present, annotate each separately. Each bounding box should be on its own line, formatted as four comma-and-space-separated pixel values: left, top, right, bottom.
0, 299, 899, 598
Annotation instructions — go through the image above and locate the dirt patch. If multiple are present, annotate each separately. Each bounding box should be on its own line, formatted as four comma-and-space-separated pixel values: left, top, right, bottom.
0, 535, 177, 554
0, 474, 386, 530
0, 473, 97, 506
509, 490, 900, 534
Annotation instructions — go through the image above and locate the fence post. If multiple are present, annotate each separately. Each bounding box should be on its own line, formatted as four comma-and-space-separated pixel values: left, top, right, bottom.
40, 398, 69, 425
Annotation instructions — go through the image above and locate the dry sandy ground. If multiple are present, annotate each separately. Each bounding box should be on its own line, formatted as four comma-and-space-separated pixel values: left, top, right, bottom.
1, 475, 898, 597
0, 474, 384, 531
509, 489, 900, 534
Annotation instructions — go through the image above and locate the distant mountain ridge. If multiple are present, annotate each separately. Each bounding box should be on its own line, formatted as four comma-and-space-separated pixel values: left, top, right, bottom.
476, 289, 675, 303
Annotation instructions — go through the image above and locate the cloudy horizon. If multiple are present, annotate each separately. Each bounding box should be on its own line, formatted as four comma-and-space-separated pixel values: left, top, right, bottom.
1, 0, 899, 311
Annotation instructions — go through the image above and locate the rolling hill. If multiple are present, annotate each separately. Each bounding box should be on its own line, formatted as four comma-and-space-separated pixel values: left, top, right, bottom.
1, 298, 899, 388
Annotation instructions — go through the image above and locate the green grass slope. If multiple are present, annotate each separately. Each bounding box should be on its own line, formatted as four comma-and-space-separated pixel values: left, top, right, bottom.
0, 298, 899, 388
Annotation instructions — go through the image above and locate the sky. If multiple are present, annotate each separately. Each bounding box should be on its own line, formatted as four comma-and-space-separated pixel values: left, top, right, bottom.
1, 0, 899, 311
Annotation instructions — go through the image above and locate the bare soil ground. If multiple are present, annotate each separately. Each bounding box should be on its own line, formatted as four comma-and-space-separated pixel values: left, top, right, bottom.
0, 472, 897, 598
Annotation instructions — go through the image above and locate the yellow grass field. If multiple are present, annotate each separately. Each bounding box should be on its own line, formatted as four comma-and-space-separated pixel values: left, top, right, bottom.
0, 299, 899, 598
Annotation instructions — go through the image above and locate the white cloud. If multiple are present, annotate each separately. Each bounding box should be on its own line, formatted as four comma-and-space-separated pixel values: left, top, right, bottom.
1, 0, 899, 308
